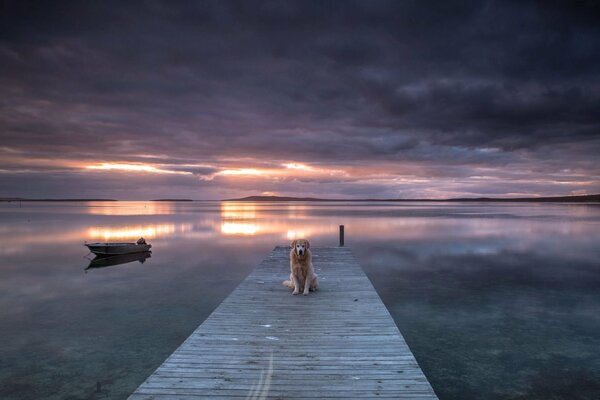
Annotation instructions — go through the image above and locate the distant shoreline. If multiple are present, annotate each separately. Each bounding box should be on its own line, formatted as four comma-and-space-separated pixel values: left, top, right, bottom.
225, 194, 600, 203
0, 198, 194, 202
0, 198, 118, 202
2, 194, 598, 203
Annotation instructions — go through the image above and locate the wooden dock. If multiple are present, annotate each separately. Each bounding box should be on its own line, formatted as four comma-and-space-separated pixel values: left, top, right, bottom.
129, 246, 438, 399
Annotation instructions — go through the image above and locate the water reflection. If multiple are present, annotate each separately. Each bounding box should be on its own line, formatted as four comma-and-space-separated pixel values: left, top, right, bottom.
1, 202, 598, 259
218, 201, 336, 239
220, 202, 257, 219
286, 229, 314, 240
220, 222, 258, 235
87, 224, 193, 240
85, 252, 152, 270
86, 201, 174, 216
1, 201, 599, 400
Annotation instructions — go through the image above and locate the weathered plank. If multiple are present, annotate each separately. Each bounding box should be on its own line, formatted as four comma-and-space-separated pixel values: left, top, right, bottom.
129, 246, 438, 399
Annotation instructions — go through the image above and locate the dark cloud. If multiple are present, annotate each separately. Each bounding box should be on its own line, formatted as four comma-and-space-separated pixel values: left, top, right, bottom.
1, 0, 599, 198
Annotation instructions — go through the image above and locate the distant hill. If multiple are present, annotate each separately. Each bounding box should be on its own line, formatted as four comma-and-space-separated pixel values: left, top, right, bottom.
225, 195, 332, 202
151, 199, 194, 201
226, 194, 600, 203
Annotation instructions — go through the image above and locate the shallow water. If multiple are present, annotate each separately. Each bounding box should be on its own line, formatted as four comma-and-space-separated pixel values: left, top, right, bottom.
0, 201, 599, 399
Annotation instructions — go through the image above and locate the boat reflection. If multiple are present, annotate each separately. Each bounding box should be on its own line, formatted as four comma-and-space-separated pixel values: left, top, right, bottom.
85, 251, 152, 271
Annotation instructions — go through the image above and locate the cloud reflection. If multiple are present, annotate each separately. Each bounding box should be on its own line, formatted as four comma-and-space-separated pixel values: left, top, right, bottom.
218, 201, 337, 238
86, 201, 174, 216
221, 222, 258, 236
221, 202, 257, 219
87, 224, 192, 240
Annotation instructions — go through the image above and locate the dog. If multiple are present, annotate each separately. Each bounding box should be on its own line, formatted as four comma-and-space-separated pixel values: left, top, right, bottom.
283, 238, 318, 295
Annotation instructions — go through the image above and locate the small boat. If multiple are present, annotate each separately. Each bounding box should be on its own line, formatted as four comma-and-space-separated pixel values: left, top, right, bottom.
86, 251, 152, 270
85, 237, 152, 255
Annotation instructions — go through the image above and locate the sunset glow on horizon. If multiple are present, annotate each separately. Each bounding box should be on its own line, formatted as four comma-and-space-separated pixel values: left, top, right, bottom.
86, 163, 192, 175
216, 168, 267, 177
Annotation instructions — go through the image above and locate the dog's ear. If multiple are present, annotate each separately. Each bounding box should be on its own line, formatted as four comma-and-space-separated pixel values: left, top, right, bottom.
290, 239, 296, 248
305, 240, 310, 249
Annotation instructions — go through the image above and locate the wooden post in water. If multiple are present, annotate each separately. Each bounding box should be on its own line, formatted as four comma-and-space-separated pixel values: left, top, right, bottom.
339, 224, 344, 247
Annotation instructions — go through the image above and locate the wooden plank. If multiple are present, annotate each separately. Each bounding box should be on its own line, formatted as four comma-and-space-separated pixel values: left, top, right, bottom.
129, 246, 438, 399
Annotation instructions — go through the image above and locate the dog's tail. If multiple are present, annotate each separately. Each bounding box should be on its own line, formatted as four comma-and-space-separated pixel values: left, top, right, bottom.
282, 280, 294, 288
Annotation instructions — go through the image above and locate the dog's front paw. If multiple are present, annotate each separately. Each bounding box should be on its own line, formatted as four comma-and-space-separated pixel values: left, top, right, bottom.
292, 290, 300, 295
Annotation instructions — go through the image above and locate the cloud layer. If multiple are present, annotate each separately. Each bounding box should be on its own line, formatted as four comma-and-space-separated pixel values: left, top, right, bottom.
1, 1, 599, 199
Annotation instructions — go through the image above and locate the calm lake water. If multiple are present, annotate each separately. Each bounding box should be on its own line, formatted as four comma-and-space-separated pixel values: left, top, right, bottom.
0, 201, 599, 399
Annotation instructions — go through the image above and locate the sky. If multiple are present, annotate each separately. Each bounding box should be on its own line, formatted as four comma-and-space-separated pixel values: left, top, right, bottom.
1, 0, 599, 200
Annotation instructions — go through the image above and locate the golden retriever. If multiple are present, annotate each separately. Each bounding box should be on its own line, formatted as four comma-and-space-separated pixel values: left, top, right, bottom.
283, 239, 318, 295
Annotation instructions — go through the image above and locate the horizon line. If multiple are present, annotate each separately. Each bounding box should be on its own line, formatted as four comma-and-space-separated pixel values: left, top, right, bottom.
1, 194, 599, 203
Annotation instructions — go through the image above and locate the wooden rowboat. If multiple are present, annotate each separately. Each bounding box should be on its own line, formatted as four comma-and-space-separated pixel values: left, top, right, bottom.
84, 237, 151, 255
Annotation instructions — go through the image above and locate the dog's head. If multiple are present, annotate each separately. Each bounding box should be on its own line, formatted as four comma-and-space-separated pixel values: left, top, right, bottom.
291, 238, 310, 258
